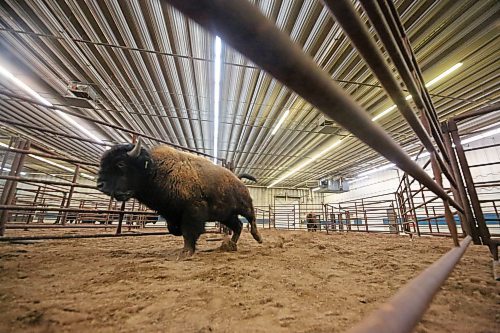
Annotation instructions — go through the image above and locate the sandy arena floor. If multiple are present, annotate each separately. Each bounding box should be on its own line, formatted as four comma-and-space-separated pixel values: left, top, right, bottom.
0, 229, 498, 333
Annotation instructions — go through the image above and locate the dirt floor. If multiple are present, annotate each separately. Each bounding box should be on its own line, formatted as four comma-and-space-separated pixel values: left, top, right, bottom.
0, 229, 498, 333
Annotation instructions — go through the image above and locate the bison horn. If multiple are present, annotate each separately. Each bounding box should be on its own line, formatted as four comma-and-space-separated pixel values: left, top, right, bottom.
127, 138, 142, 158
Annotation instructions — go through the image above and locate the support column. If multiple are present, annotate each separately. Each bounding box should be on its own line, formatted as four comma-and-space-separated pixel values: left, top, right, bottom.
442, 123, 480, 244
448, 120, 490, 245
60, 165, 80, 225
0, 139, 30, 236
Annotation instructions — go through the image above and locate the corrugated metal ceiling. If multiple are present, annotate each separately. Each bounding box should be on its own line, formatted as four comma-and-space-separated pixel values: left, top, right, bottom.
0, 0, 498, 188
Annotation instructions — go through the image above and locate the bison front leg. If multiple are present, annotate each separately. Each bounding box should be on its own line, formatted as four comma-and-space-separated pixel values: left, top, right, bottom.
177, 220, 205, 260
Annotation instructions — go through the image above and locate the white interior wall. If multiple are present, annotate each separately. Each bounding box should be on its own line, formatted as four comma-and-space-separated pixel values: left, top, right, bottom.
323, 133, 500, 204
247, 186, 324, 208
324, 169, 402, 203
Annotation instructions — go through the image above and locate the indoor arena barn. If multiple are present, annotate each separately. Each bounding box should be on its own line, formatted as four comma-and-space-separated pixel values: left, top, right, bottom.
0, 1, 499, 332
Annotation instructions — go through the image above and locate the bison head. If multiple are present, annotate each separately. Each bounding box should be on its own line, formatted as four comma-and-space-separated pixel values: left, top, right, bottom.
97, 139, 151, 202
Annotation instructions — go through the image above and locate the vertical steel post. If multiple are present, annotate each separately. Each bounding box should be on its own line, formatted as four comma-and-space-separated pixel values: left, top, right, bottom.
442, 123, 480, 243
26, 185, 42, 225
391, 202, 399, 234
420, 112, 459, 245
105, 196, 113, 229
449, 120, 490, 245
493, 201, 499, 229
55, 192, 67, 224
0, 137, 16, 175
361, 198, 368, 232
420, 190, 432, 233
269, 205, 272, 229
116, 201, 126, 235
354, 202, 359, 231
404, 176, 420, 236
60, 165, 80, 225
346, 210, 351, 231
432, 207, 440, 233
0, 139, 30, 236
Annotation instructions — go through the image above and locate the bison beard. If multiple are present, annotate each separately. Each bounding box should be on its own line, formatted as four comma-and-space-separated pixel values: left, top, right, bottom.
96, 140, 263, 258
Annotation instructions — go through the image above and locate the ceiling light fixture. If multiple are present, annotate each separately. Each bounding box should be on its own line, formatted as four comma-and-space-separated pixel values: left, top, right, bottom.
269, 62, 464, 188
271, 109, 290, 135
371, 63, 463, 122
0, 65, 104, 144
425, 63, 463, 88
213, 36, 222, 164
267, 139, 343, 188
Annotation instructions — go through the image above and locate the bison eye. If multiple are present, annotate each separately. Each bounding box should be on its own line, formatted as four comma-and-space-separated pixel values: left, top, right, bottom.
116, 161, 126, 169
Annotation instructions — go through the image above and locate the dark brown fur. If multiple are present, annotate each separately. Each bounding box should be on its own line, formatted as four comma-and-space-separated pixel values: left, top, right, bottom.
306, 213, 319, 232
97, 143, 262, 257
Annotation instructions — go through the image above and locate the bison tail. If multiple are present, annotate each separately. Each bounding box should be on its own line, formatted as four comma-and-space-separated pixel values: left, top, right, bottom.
238, 173, 257, 182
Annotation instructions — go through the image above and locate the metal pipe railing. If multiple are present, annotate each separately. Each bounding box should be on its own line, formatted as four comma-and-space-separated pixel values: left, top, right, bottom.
0, 205, 158, 215
163, 0, 463, 213
0, 90, 217, 160
0, 232, 170, 242
323, 0, 454, 186
0, 146, 99, 167
381, 0, 442, 131
453, 102, 500, 122
347, 236, 472, 333
0, 174, 96, 189
367, 0, 439, 128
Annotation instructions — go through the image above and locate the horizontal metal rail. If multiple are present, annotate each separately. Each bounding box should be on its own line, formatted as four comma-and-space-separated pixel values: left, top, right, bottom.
0, 117, 107, 147
0, 146, 99, 167
347, 236, 472, 333
464, 142, 500, 152
0, 91, 217, 160
0, 232, 170, 242
0, 205, 158, 215
163, 0, 463, 213
453, 102, 500, 122
468, 162, 500, 168
0, 174, 97, 189
5, 224, 142, 229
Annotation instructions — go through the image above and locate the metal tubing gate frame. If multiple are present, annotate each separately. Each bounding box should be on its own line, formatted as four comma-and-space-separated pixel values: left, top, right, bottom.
0, 139, 169, 240
160, 1, 496, 332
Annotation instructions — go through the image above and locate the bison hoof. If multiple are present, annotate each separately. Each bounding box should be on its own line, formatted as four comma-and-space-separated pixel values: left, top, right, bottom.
219, 238, 238, 252
176, 248, 194, 261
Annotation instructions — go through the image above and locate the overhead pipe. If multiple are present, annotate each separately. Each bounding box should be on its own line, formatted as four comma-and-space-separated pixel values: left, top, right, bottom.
162, 0, 464, 213
321, 0, 445, 162
0, 205, 158, 215
358, 0, 455, 183
380, 0, 442, 129
0, 232, 170, 242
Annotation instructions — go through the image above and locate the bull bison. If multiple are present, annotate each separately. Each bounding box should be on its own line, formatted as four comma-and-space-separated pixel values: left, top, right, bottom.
306, 213, 319, 232
96, 140, 263, 257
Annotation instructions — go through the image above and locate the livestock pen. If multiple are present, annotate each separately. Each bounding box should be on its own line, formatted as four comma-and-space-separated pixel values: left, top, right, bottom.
1, 0, 499, 332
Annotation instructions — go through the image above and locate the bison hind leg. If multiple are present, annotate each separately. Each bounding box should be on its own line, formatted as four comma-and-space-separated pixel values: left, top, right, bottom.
223, 215, 243, 244
241, 209, 263, 244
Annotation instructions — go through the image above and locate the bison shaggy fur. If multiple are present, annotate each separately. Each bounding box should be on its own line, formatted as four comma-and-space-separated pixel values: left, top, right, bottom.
306, 213, 319, 232
97, 141, 262, 257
